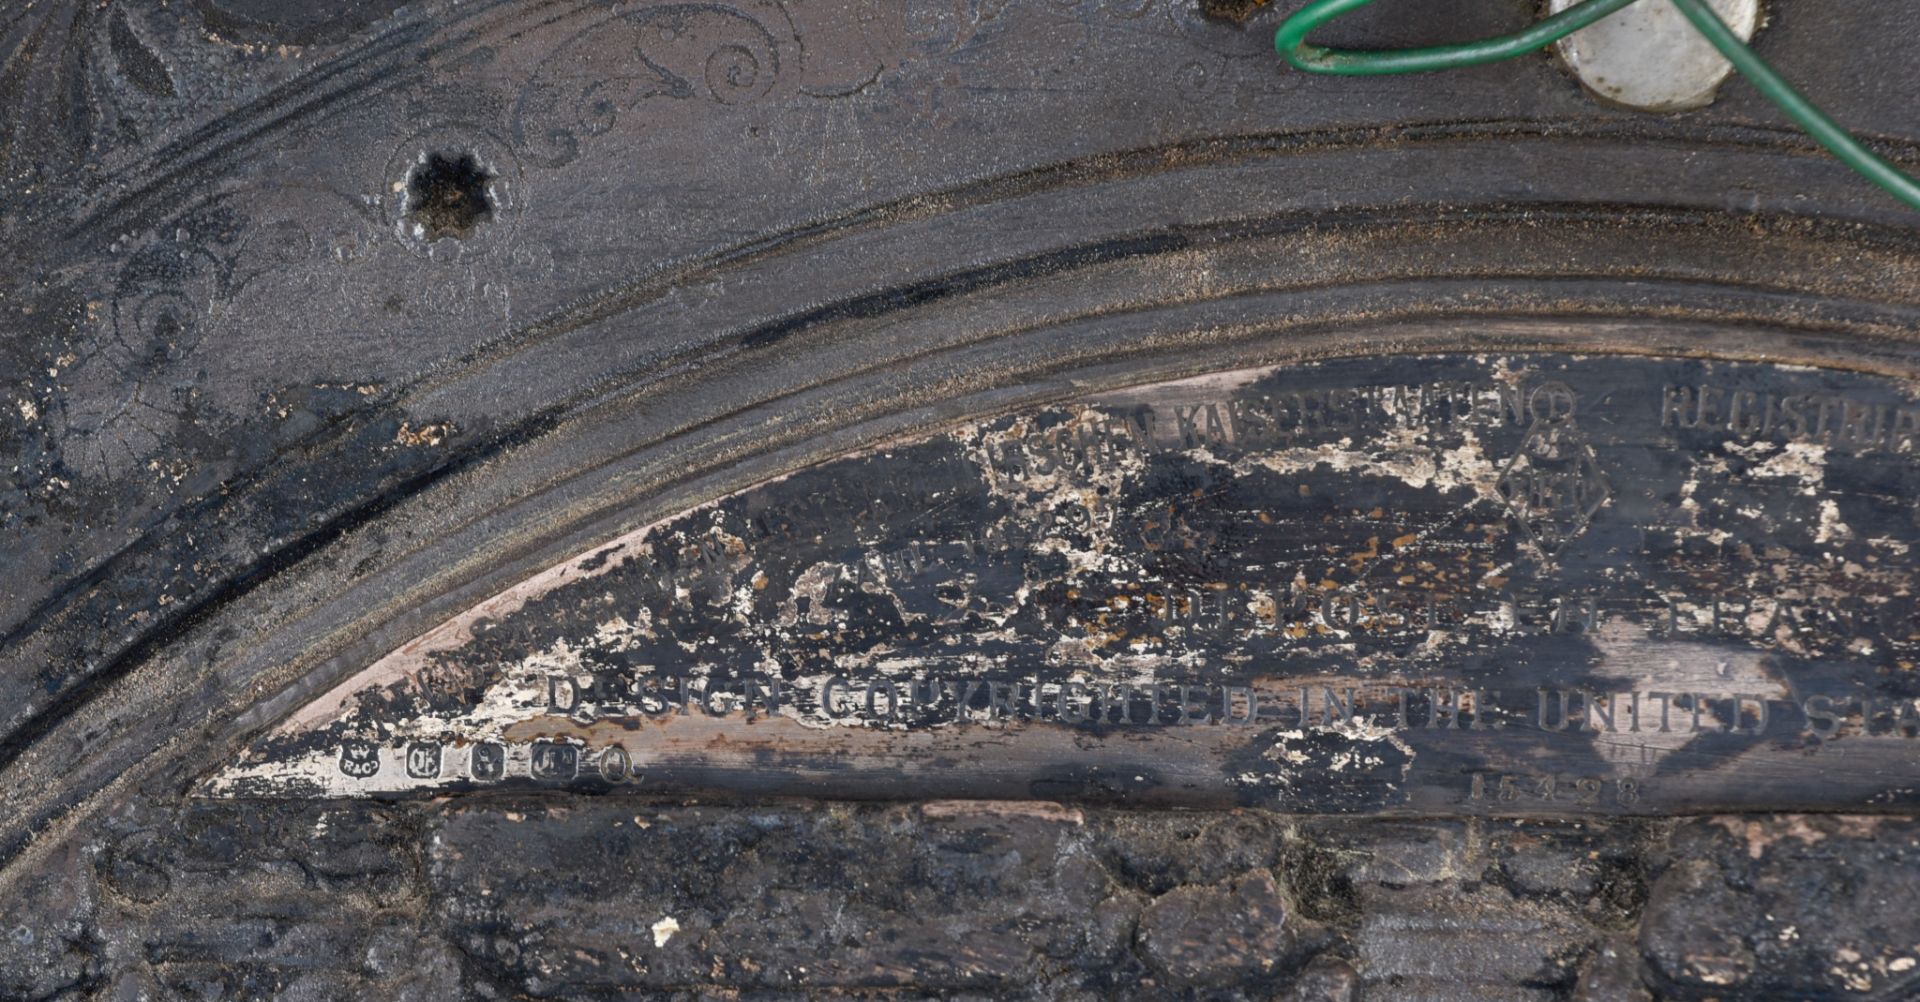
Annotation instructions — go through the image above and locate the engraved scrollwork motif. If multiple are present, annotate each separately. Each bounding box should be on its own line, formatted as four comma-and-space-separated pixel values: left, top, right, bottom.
113, 244, 223, 366
54, 238, 226, 480
52, 185, 383, 480
510, 2, 797, 168
0, 4, 178, 188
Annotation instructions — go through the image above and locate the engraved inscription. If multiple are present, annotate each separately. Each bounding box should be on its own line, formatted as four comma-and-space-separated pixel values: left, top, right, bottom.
404, 742, 442, 779
1494, 382, 1612, 555
530, 742, 579, 782
471, 742, 506, 780
208, 354, 1920, 815
338, 740, 380, 779
1663, 383, 1920, 453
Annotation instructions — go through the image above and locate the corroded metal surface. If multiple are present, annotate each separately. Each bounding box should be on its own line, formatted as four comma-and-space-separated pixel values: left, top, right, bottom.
8, 0, 1920, 996
215, 353, 1920, 813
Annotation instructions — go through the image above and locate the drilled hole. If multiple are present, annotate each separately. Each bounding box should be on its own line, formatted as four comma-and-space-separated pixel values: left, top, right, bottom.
404, 151, 494, 241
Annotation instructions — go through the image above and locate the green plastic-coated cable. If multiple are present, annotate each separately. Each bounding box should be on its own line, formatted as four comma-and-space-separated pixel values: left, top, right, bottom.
1664, 0, 1920, 211
1275, 0, 1920, 211
1276, 0, 1640, 75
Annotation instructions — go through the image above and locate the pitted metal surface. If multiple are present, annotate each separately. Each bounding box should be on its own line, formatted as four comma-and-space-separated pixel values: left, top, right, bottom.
215, 353, 1920, 816
7, 1, 1920, 997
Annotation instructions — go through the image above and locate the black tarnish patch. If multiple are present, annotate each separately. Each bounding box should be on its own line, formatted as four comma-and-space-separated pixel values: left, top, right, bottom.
210, 354, 1920, 816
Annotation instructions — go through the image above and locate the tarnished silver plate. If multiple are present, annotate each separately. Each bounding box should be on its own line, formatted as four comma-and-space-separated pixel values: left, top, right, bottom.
208, 353, 1920, 814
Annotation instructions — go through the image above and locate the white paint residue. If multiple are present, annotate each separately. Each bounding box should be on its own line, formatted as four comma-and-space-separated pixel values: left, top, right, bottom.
1867, 537, 1912, 557
1815, 499, 1852, 545
651, 917, 680, 947
1236, 426, 1501, 501
1741, 441, 1828, 493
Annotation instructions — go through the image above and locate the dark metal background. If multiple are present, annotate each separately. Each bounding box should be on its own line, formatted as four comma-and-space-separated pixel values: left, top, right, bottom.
5, 0, 1920, 996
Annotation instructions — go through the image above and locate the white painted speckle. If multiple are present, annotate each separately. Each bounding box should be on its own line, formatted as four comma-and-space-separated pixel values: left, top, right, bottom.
1815, 499, 1853, 545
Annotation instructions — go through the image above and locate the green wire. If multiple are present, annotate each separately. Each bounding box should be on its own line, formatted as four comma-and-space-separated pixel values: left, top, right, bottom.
1274, 0, 1920, 212
1276, 0, 1641, 75
1665, 0, 1920, 211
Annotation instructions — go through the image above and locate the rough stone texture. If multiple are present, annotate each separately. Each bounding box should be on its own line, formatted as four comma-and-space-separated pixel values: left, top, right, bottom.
1138, 868, 1295, 984
6, 0, 1920, 997
3, 805, 1920, 997
429, 801, 1130, 993
1643, 817, 1920, 999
